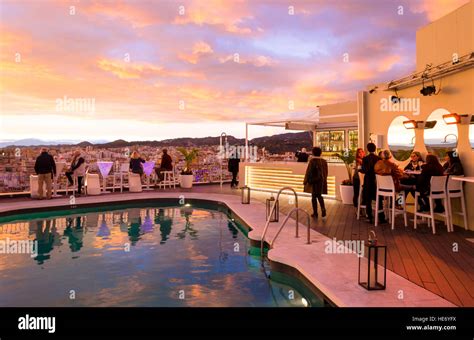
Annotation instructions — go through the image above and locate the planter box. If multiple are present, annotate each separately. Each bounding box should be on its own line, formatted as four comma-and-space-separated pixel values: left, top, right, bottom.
339, 185, 353, 205
180, 174, 194, 188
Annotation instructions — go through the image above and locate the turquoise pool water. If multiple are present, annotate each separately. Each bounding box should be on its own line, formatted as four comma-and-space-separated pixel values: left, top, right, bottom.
0, 201, 321, 307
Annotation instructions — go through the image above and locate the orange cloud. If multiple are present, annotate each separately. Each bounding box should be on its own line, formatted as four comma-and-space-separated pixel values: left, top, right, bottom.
173, 0, 253, 34
178, 41, 214, 64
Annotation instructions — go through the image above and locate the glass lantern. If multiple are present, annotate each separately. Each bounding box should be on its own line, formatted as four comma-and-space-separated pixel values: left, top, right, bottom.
241, 185, 250, 204
266, 195, 279, 222
358, 233, 387, 290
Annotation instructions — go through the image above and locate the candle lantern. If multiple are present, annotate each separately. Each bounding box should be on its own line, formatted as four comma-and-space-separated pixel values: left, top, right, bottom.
358, 231, 387, 290
266, 195, 279, 222
241, 185, 251, 204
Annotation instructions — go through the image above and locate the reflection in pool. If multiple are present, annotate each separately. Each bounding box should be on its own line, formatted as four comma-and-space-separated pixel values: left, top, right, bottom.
0, 203, 320, 307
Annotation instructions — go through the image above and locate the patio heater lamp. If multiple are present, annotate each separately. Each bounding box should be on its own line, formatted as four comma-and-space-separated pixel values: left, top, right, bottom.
266, 195, 279, 222
358, 231, 387, 290
241, 185, 251, 204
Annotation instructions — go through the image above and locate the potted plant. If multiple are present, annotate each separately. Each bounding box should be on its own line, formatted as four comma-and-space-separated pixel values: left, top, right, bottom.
333, 149, 355, 205
177, 147, 198, 188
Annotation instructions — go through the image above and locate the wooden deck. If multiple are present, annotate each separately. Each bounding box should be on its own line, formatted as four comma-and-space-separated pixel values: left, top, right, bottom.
188, 185, 474, 307
1, 184, 473, 306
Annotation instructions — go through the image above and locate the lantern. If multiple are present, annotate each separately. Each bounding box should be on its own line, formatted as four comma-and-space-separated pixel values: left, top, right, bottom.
358, 231, 386, 290
266, 195, 279, 222
241, 185, 250, 204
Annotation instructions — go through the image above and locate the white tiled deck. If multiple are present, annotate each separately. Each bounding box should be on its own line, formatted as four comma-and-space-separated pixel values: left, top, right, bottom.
0, 191, 455, 307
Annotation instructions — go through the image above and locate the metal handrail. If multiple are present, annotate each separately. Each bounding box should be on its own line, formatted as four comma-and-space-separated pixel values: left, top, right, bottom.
269, 208, 311, 248
260, 186, 298, 255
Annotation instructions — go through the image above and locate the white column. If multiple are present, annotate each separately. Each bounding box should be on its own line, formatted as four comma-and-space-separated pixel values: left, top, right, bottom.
245, 123, 249, 161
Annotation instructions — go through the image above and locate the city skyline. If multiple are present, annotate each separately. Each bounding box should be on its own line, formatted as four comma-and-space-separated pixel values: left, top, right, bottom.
0, 0, 469, 141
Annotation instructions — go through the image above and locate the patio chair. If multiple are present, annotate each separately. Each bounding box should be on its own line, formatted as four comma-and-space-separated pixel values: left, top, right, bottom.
414, 176, 449, 234
375, 175, 408, 229
129, 173, 143, 192
446, 176, 468, 232
84, 173, 101, 196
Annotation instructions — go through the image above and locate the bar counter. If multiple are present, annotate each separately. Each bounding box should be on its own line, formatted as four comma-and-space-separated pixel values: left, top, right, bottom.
239, 161, 349, 200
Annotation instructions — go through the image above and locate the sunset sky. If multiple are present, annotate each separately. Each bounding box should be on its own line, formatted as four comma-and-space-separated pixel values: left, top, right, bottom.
0, 0, 469, 142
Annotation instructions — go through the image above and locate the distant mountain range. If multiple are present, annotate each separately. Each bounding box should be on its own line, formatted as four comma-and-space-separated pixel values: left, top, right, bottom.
0, 132, 314, 154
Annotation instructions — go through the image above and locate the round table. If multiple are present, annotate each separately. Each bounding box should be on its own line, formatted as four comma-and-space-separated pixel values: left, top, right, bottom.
97, 161, 114, 193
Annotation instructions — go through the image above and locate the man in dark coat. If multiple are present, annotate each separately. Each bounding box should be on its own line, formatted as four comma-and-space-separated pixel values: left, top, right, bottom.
34, 147, 56, 200
304, 147, 328, 218
228, 152, 240, 188
360, 143, 385, 224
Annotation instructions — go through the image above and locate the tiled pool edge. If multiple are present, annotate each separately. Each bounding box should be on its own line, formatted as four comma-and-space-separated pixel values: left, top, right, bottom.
0, 192, 456, 307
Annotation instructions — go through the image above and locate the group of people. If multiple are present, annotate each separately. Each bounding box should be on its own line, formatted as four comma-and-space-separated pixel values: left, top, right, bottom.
129, 149, 173, 182
34, 148, 174, 199
354, 143, 464, 223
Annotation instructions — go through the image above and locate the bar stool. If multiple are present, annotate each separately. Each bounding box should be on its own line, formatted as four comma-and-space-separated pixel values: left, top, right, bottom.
113, 163, 129, 192
414, 176, 449, 234
446, 176, 468, 232
375, 175, 408, 229
356, 172, 366, 220
160, 170, 177, 189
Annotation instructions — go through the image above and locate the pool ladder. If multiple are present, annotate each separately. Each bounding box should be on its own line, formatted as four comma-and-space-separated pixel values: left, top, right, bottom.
260, 187, 311, 257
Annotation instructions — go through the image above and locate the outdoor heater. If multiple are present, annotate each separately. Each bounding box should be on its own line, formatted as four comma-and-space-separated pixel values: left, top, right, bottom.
266, 195, 279, 222
358, 231, 387, 290
241, 185, 250, 204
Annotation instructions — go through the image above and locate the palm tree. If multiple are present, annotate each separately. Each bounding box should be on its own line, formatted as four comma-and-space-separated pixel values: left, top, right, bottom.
333, 149, 356, 185
176, 147, 198, 175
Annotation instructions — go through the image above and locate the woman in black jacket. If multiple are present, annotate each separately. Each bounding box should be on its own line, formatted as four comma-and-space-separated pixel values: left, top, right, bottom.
129, 151, 145, 175
443, 151, 464, 176
416, 154, 445, 212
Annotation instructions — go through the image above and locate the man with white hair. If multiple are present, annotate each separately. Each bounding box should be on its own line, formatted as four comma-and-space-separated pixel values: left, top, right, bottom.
34, 147, 56, 199
295, 147, 309, 162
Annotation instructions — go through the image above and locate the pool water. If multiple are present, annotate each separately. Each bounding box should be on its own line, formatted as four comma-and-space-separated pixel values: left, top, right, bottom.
0, 202, 321, 307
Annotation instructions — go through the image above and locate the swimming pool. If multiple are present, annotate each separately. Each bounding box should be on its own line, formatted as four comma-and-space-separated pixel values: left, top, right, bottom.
0, 200, 322, 307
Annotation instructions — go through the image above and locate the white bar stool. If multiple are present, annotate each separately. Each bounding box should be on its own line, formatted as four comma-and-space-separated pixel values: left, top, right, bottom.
375, 175, 408, 229
414, 176, 449, 234
446, 176, 468, 232
160, 170, 177, 189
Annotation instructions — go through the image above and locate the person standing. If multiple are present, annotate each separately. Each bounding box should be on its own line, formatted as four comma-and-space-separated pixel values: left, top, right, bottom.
296, 148, 309, 162
360, 143, 385, 224
34, 147, 56, 200
352, 148, 365, 207
304, 147, 328, 218
66, 150, 86, 195
228, 151, 240, 188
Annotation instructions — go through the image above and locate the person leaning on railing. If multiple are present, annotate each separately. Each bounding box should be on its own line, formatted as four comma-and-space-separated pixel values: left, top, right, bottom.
34, 147, 56, 200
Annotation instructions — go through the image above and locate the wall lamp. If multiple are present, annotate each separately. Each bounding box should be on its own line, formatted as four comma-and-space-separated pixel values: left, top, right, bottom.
442, 113, 470, 125
403, 120, 437, 129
